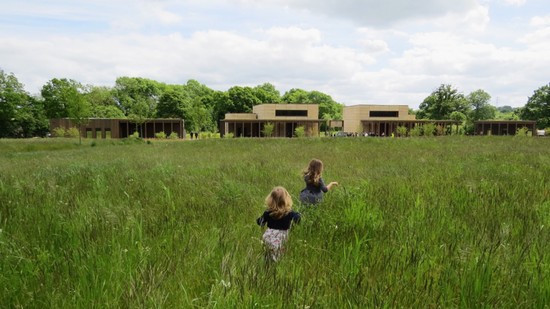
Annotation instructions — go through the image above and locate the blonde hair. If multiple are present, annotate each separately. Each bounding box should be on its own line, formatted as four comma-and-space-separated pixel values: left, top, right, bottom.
265, 186, 293, 219
304, 159, 323, 186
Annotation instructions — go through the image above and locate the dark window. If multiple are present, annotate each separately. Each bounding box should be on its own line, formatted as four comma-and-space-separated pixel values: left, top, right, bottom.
276, 110, 308, 117
370, 111, 398, 117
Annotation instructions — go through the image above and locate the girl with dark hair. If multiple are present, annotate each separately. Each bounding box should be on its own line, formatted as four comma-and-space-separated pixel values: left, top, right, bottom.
299, 159, 338, 205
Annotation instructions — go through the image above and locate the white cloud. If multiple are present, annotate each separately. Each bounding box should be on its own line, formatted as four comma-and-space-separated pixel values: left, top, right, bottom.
0, 26, 374, 94
253, 0, 479, 27
1, 0, 548, 109
501, 0, 527, 6
530, 15, 550, 27
360, 39, 390, 54
146, 4, 183, 25
262, 27, 322, 45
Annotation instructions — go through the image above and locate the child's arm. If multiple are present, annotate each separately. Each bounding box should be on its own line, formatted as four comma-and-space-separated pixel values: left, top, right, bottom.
257, 212, 267, 227
292, 211, 302, 224
319, 178, 338, 192
326, 181, 339, 190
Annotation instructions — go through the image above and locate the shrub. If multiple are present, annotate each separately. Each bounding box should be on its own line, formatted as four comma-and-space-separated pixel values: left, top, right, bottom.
52, 127, 66, 138
168, 132, 179, 139
294, 126, 306, 138
262, 122, 274, 137
128, 131, 141, 141
423, 123, 436, 136
410, 125, 422, 137
66, 127, 80, 138
396, 126, 407, 137
155, 131, 167, 139
199, 132, 212, 139
516, 127, 530, 137
224, 133, 234, 138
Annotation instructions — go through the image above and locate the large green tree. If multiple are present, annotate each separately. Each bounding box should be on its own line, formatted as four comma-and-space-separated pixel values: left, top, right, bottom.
185, 79, 214, 98
157, 86, 188, 118
84, 85, 125, 118
41, 78, 91, 143
281, 88, 309, 103
67, 89, 91, 144
41, 78, 84, 119
467, 89, 496, 121
281, 88, 343, 131
254, 83, 281, 103
205, 90, 231, 128
157, 81, 216, 132
227, 86, 261, 113
113, 77, 165, 136
185, 98, 214, 132
520, 83, 550, 129
309, 91, 343, 121
0, 70, 49, 138
113, 77, 165, 117
496, 106, 519, 120
20, 96, 49, 138
182, 80, 215, 132
0, 70, 27, 137
417, 84, 469, 120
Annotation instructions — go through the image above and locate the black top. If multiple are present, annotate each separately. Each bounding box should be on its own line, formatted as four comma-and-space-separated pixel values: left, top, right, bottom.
303, 175, 328, 194
257, 210, 301, 230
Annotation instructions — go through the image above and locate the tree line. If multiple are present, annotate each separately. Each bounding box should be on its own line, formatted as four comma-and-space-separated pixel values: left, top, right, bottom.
0, 70, 344, 138
415, 83, 550, 133
1, 68, 549, 138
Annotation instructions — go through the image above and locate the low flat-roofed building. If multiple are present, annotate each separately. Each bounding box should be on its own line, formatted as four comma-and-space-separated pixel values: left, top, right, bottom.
342, 104, 460, 136
50, 118, 185, 139
343, 105, 415, 134
474, 120, 537, 136
343, 104, 461, 136
221, 104, 322, 137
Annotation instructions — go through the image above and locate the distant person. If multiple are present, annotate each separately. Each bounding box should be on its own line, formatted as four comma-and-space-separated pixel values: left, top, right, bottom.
299, 159, 338, 205
257, 187, 301, 261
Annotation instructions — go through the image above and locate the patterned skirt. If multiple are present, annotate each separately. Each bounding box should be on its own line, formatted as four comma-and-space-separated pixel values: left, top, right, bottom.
262, 228, 289, 261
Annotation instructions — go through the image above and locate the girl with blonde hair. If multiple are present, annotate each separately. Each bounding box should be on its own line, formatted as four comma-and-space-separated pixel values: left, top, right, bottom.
299, 159, 338, 205
257, 186, 301, 261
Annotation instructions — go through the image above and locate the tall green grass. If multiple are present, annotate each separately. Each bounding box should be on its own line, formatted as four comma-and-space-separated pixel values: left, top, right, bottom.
1, 136, 550, 307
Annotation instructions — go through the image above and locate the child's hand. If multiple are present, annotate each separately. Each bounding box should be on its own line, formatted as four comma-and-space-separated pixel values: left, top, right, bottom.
257, 216, 266, 226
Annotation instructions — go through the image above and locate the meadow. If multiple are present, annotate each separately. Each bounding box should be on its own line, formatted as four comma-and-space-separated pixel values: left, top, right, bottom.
1, 136, 550, 308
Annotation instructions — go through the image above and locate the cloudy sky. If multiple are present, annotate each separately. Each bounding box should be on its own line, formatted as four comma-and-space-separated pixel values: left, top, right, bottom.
1, 0, 549, 108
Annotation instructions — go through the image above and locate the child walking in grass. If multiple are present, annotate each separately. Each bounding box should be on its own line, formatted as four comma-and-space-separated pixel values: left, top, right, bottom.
299, 159, 339, 205
257, 186, 301, 261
